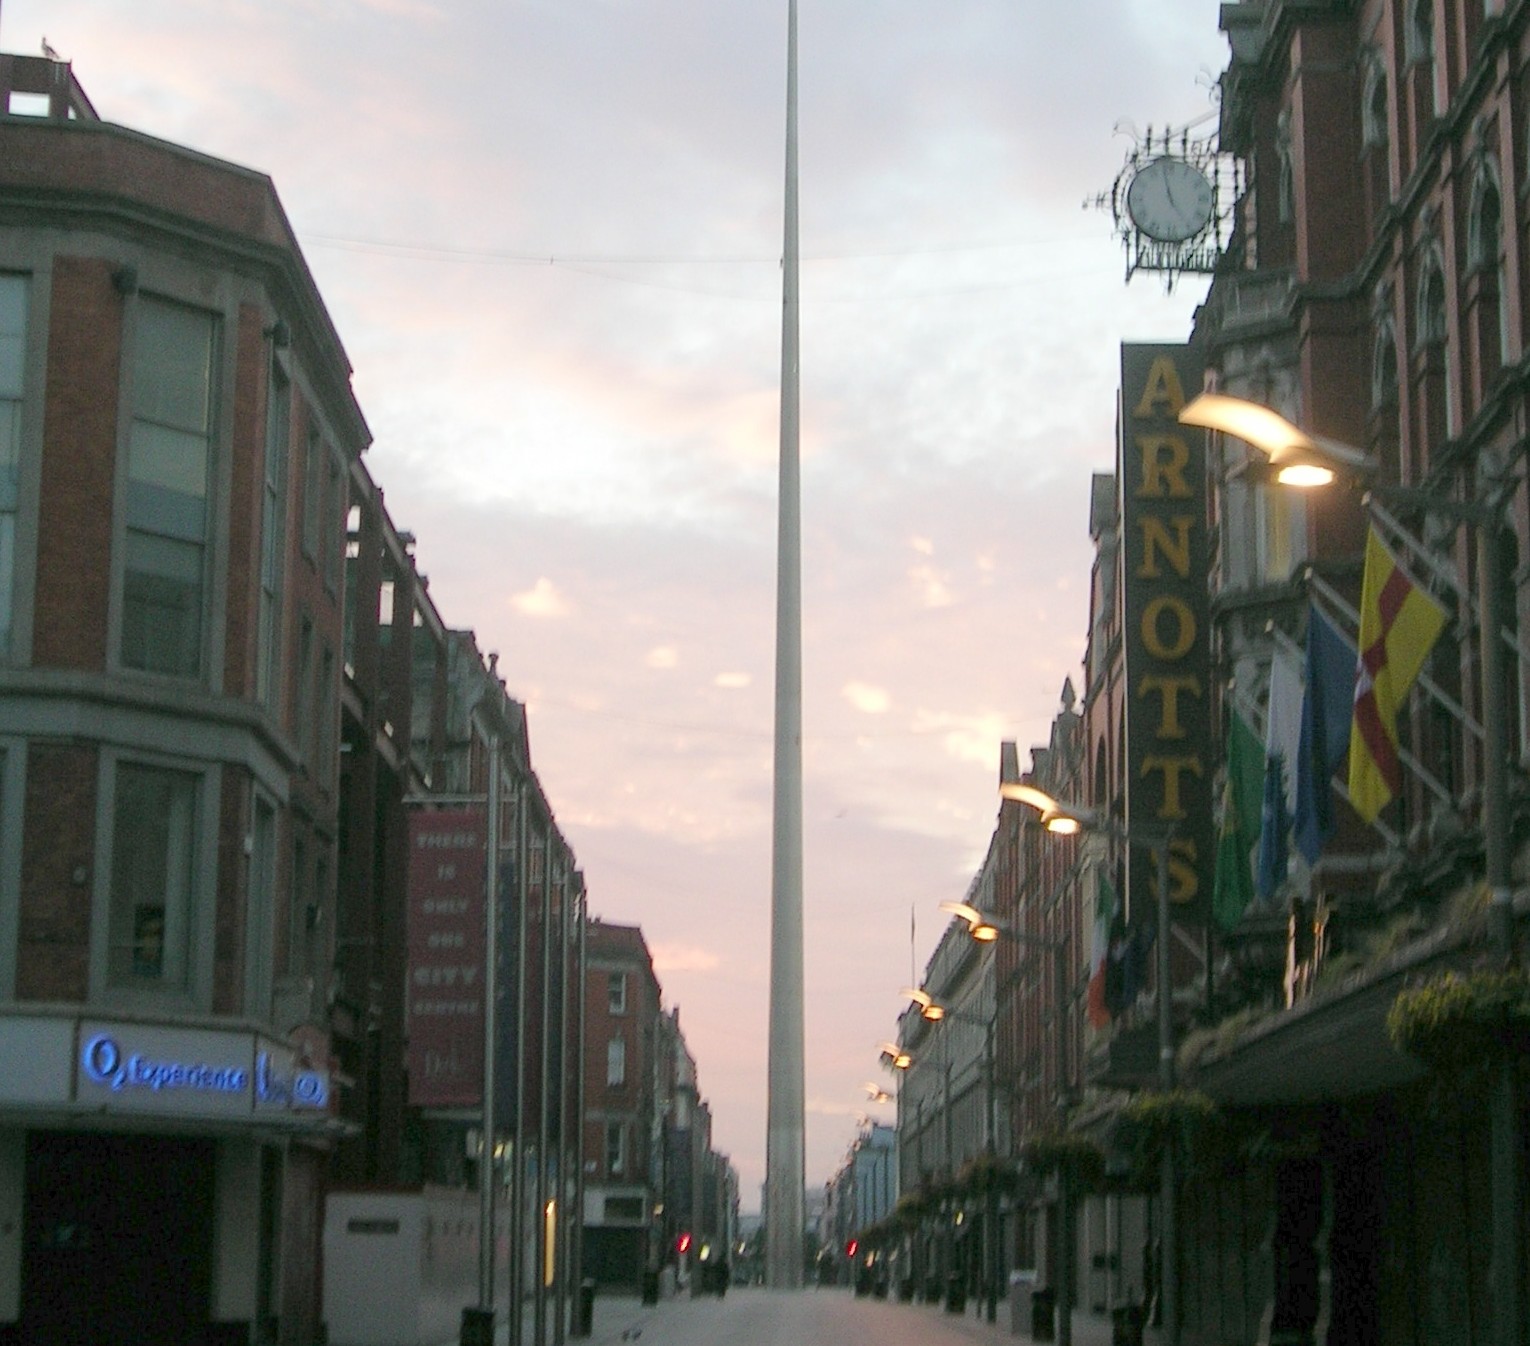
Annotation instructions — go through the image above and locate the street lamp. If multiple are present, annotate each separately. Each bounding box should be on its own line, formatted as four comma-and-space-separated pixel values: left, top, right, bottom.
941, 896, 1076, 1346
903, 985, 1005, 1324
1177, 390, 1522, 1346
1000, 777, 1176, 1346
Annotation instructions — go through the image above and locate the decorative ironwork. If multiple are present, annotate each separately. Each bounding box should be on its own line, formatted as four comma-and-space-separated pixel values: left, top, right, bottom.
1088, 120, 1240, 290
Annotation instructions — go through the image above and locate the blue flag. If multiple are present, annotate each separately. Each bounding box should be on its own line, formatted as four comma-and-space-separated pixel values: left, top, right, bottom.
1294, 602, 1356, 865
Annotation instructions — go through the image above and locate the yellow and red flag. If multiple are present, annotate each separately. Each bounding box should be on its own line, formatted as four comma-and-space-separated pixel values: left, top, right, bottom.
1348, 527, 1448, 821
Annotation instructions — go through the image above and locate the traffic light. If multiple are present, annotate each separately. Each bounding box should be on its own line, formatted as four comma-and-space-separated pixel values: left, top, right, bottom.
676, 1231, 692, 1255
845, 1238, 858, 1259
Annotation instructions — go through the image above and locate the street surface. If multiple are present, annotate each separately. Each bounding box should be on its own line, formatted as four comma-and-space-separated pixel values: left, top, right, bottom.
574, 1287, 1131, 1346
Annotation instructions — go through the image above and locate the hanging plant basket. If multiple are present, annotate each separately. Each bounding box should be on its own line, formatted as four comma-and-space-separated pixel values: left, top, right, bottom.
955, 1150, 1026, 1199
1386, 970, 1530, 1074
1018, 1130, 1106, 1192
1113, 1089, 1224, 1184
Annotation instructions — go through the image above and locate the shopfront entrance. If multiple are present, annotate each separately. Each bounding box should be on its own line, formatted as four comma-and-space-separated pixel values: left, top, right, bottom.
19, 1130, 215, 1346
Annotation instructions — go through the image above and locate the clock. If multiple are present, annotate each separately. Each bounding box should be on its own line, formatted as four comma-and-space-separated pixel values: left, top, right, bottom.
1125, 156, 1215, 244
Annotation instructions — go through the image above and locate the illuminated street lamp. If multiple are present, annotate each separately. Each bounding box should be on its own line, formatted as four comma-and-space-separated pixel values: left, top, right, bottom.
1178, 392, 1371, 487
902, 986, 947, 1020
1000, 774, 1175, 1346
1176, 390, 1521, 1346
879, 1041, 913, 1072
940, 894, 1075, 1343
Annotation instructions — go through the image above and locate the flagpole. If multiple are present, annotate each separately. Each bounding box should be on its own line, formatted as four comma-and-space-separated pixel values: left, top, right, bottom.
764, 0, 805, 1291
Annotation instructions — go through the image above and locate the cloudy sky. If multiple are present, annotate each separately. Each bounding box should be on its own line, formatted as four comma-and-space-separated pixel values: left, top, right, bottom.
6, 0, 1229, 1203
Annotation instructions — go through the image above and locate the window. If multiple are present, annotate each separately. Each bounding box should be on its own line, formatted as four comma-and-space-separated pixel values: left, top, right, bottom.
1417, 251, 1448, 345
605, 1122, 626, 1176
318, 644, 336, 788
289, 834, 309, 977
249, 795, 276, 1013
0, 276, 24, 658
1363, 62, 1389, 149
608, 971, 627, 1014
258, 362, 288, 708
122, 297, 216, 678
296, 615, 314, 761
324, 455, 343, 592
108, 762, 198, 992
1372, 319, 1400, 408
606, 1036, 626, 1087
302, 427, 323, 559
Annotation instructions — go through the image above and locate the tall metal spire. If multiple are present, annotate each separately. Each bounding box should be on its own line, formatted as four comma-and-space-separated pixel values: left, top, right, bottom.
764, 0, 805, 1291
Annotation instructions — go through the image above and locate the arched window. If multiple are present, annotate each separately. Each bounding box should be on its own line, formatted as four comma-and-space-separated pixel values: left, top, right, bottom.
1372, 318, 1400, 408
1417, 249, 1448, 345
1275, 109, 1295, 224
1363, 57, 1389, 149
1410, 0, 1434, 61
1467, 167, 1503, 273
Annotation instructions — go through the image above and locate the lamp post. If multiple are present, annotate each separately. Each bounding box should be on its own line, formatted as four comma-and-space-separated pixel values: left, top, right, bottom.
902, 988, 1002, 1322
1179, 391, 1523, 1346
993, 782, 1176, 1346
939, 901, 1074, 1346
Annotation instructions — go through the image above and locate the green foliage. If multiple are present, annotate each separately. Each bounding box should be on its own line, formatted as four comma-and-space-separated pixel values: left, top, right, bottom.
956, 1149, 1027, 1197
1113, 1089, 1224, 1183
1018, 1131, 1106, 1191
1387, 970, 1530, 1073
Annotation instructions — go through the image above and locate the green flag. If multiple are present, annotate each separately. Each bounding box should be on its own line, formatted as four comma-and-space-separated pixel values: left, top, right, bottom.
1213, 708, 1262, 931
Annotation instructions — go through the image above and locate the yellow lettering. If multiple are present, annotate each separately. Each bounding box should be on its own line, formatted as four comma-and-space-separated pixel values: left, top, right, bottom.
1138, 515, 1194, 578
1169, 839, 1199, 904
1141, 595, 1196, 661
1138, 675, 1202, 739
1140, 755, 1205, 820
1135, 435, 1193, 499
1132, 355, 1188, 419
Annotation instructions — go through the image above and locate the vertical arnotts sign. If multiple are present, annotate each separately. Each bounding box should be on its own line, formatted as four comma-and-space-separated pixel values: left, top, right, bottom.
406, 807, 486, 1107
1119, 345, 1212, 925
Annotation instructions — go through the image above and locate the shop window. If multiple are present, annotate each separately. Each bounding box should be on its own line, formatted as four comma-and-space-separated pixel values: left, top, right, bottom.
0, 276, 23, 660
121, 297, 216, 678
108, 761, 198, 992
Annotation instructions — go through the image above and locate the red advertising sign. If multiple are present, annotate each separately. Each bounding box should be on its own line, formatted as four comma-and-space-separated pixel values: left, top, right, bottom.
406, 807, 486, 1107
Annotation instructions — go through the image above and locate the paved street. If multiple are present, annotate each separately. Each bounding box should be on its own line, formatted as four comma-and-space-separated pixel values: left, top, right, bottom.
568, 1288, 1134, 1346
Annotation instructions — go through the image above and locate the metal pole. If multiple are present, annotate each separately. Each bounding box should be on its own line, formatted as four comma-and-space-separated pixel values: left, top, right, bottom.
571, 883, 588, 1336
554, 864, 570, 1346
985, 1014, 998, 1324
473, 737, 501, 1330
765, 0, 806, 1291
1055, 937, 1072, 1346
535, 833, 554, 1344
1156, 835, 1178, 1346
1480, 504, 1524, 1346
509, 795, 531, 1346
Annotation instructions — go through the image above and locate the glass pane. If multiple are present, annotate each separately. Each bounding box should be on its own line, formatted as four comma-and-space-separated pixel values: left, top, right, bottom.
133, 299, 212, 432
128, 421, 208, 502
0, 513, 12, 654
0, 401, 18, 479
109, 763, 196, 989
122, 530, 202, 676
0, 276, 25, 399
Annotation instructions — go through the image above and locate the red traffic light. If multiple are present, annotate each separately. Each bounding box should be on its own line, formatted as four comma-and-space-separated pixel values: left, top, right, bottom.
676, 1232, 692, 1254
845, 1238, 859, 1259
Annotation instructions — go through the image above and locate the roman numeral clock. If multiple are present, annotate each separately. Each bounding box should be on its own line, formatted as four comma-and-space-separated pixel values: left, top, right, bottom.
1096, 126, 1235, 288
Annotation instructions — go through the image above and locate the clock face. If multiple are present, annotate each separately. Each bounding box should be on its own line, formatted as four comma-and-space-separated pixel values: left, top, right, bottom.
1125, 157, 1215, 244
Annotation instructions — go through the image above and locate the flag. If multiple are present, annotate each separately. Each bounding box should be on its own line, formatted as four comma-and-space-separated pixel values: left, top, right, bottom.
1256, 749, 1289, 901
1212, 708, 1261, 930
1257, 646, 1302, 901
1293, 602, 1355, 864
1348, 526, 1448, 822
1086, 869, 1117, 1028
